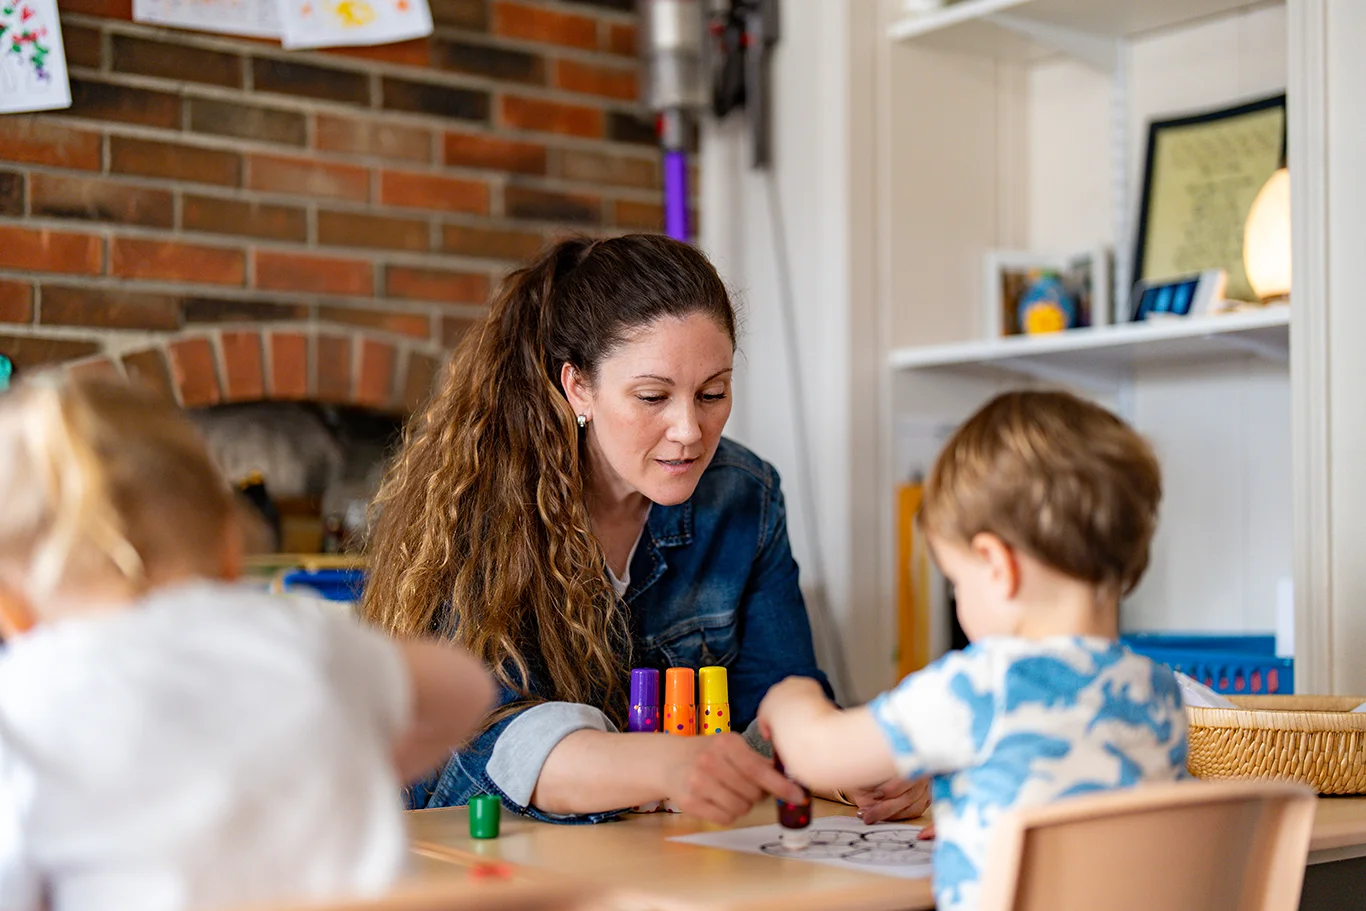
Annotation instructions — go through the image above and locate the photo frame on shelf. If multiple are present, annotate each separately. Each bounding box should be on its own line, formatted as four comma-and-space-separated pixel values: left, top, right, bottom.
983, 247, 1111, 339
1132, 93, 1286, 311
1129, 269, 1228, 322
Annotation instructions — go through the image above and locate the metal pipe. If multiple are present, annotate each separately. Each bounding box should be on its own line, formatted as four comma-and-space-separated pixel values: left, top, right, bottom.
640, 0, 706, 241
664, 148, 689, 240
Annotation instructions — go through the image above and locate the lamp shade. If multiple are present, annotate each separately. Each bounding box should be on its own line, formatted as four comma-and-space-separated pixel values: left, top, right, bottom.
1243, 166, 1291, 302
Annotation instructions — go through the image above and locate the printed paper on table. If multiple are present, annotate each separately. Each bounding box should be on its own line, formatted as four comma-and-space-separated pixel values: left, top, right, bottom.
670, 816, 934, 879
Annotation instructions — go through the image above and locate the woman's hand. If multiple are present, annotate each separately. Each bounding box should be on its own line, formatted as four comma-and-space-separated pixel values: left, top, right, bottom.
845, 777, 931, 824
662, 732, 806, 826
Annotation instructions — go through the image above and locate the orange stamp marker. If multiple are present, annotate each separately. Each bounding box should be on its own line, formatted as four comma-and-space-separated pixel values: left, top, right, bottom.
664, 667, 696, 736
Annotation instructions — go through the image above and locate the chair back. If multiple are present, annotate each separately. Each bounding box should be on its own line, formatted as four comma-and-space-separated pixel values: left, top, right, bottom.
977, 779, 1316, 911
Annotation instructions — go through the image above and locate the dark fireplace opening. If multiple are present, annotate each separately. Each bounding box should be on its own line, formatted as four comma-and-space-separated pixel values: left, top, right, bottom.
191, 402, 405, 555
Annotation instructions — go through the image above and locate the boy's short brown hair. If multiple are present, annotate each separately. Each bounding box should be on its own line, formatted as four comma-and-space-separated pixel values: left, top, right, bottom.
920, 390, 1162, 596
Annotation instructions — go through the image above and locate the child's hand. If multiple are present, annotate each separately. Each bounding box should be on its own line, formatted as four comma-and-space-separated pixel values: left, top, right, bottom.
757, 676, 830, 741
847, 777, 931, 824
758, 692, 898, 794
392, 641, 496, 781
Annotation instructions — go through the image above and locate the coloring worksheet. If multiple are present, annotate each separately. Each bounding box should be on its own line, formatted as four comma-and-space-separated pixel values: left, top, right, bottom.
131, 0, 282, 39
670, 816, 934, 879
0, 0, 70, 114
277, 0, 431, 50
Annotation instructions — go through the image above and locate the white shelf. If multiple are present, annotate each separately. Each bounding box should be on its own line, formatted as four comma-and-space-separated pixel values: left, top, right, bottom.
888, 306, 1289, 391
888, 0, 1281, 64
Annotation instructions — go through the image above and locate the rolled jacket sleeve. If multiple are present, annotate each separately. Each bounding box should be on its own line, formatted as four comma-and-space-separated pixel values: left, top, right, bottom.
406, 683, 625, 825
487, 702, 618, 808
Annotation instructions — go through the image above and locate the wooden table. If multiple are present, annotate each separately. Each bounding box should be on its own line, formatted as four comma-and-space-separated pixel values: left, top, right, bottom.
1307, 796, 1366, 862
408, 796, 1366, 911
1303, 797, 1366, 911
409, 799, 934, 911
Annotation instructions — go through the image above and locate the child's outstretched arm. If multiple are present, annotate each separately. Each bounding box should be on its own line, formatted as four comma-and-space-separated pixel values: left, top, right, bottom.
391, 642, 496, 782
758, 677, 897, 793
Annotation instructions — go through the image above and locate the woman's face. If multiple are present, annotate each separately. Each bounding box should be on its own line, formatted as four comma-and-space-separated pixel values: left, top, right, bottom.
563, 313, 734, 507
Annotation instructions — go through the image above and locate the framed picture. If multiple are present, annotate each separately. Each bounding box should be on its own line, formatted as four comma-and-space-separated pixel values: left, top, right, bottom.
1129, 269, 1228, 322
983, 248, 1111, 339
1132, 93, 1286, 309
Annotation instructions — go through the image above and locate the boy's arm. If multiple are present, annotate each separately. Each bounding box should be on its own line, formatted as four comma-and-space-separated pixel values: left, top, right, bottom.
760, 677, 898, 792
762, 651, 986, 795
392, 640, 496, 782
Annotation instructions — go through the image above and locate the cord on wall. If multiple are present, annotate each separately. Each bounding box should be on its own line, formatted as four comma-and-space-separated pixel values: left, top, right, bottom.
762, 166, 854, 702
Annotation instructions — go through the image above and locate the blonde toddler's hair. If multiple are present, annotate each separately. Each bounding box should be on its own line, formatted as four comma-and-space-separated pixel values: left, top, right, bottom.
0, 374, 237, 607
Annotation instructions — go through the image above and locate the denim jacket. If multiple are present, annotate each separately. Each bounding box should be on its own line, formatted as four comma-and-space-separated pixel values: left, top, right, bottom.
406, 437, 831, 822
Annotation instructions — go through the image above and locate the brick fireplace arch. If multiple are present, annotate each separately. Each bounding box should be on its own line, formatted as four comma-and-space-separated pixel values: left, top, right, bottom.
0, 318, 464, 553
7, 321, 462, 414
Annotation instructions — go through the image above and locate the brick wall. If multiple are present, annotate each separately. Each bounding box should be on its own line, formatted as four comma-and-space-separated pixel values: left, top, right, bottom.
0, 0, 686, 412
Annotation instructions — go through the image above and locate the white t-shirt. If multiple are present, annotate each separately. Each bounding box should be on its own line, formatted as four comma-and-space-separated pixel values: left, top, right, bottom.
0, 581, 412, 911
606, 508, 650, 600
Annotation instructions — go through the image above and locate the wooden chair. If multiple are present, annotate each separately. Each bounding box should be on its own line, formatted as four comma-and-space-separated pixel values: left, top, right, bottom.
978, 779, 1316, 911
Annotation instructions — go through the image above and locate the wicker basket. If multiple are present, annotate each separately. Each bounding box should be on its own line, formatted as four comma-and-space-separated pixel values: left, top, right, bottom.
1187, 695, 1366, 794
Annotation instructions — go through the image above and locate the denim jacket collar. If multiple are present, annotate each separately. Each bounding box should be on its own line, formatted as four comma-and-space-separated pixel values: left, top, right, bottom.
649, 499, 693, 547
624, 500, 692, 605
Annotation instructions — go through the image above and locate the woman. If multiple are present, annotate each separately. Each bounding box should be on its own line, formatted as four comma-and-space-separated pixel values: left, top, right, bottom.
362, 234, 927, 824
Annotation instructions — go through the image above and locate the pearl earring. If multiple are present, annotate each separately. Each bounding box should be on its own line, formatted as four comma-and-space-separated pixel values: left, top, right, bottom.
577, 414, 588, 429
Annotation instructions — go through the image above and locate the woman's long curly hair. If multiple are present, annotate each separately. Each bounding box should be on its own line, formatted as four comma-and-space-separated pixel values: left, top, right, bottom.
360, 234, 737, 728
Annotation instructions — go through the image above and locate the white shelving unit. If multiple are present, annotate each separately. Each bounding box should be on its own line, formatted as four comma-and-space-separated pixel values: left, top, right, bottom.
875, 0, 1293, 658
889, 0, 1280, 65
888, 306, 1288, 392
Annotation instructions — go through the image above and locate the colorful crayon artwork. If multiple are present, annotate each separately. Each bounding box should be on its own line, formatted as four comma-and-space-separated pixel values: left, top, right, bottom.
0, 0, 69, 114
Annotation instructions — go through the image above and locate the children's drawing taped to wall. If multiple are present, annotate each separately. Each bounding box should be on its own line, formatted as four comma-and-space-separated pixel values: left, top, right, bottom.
278, 0, 432, 50
0, 0, 70, 115
131, 0, 281, 40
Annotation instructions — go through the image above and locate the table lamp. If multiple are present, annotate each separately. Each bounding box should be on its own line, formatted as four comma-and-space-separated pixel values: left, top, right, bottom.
1243, 165, 1291, 304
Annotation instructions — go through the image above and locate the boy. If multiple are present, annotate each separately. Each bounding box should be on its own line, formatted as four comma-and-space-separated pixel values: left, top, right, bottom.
759, 390, 1186, 911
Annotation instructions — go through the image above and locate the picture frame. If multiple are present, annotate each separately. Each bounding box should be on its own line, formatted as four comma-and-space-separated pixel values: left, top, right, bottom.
983, 247, 1111, 339
1132, 93, 1286, 310
1129, 269, 1228, 323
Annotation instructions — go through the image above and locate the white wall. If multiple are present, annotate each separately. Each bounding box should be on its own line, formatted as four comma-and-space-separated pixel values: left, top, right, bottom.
1126, 360, 1291, 633
699, 0, 885, 702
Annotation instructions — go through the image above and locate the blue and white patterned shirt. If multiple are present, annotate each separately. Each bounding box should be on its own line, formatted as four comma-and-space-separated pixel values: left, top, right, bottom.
868, 637, 1187, 911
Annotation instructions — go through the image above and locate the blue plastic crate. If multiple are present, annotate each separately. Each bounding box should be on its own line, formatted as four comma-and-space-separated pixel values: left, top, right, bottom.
279, 568, 366, 603
1121, 632, 1277, 656
1122, 641, 1293, 695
